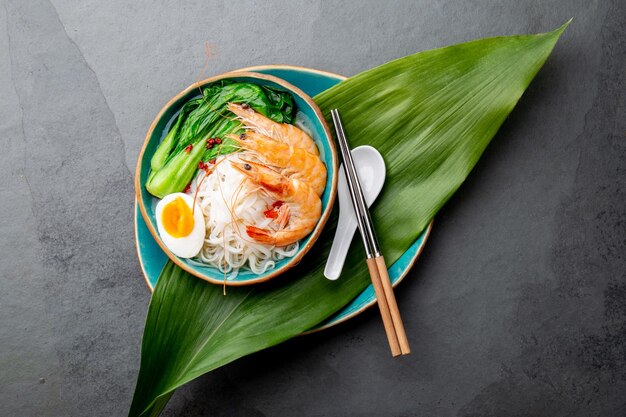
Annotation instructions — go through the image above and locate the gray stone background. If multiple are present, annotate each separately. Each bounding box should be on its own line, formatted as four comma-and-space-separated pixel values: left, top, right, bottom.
1, 0, 624, 416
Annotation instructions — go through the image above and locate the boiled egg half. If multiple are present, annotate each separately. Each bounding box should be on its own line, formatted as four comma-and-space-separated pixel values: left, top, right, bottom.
155, 193, 205, 258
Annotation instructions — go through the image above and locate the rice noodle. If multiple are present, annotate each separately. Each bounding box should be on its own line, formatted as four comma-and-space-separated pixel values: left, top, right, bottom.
187, 153, 298, 279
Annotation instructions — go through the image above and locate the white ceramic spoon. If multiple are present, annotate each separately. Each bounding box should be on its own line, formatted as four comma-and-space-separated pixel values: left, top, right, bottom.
324, 145, 386, 280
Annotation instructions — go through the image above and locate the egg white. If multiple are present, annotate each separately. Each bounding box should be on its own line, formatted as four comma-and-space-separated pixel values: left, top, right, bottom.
155, 192, 206, 258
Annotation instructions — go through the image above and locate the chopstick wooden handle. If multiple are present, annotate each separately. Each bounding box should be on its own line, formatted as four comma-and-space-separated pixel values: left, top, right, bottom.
366, 258, 401, 357
375, 256, 411, 355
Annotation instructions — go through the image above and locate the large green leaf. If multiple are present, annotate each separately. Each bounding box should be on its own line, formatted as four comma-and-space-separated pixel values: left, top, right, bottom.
129, 23, 569, 417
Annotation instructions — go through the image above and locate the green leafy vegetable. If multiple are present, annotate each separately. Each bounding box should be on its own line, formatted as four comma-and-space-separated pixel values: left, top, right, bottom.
129, 23, 569, 417
145, 81, 296, 198
150, 100, 200, 173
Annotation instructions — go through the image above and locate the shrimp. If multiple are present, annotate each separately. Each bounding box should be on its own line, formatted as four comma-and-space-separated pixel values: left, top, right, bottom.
232, 159, 321, 246
228, 131, 327, 196
227, 102, 319, 156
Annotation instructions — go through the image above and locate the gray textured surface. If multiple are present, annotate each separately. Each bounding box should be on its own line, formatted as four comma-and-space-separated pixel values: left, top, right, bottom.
1, 0, 624, 416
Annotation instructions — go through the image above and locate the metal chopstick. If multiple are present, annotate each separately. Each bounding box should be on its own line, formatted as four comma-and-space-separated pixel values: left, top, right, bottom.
331, 109, 410, 356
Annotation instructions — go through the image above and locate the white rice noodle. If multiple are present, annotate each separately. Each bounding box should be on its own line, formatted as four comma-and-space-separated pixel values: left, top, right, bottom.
186, 153, 298, 279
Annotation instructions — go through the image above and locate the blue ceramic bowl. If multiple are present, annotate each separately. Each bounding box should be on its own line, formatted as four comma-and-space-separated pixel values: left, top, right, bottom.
135, 72, 338, 286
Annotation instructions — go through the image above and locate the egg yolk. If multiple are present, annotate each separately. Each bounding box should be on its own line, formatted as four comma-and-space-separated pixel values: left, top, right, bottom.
161, 197, 195, 238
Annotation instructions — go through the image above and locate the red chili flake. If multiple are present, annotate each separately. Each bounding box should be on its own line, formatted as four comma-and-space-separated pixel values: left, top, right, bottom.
264, 209, 278, 219
198, 161, 208, 170
272, 200, 284, 208
209, 158, 216, 164
183, 183, 191, 193
206, 142, 213, 150
184, 144, 193, 154
215, 138, 222, 144
208, 138, 216, 145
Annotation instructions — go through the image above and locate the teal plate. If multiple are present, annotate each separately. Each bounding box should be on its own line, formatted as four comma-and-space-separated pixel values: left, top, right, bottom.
134, 65, 433, 332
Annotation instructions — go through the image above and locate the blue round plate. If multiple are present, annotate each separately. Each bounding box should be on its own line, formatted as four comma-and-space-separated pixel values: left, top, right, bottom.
134, 65, 433, 332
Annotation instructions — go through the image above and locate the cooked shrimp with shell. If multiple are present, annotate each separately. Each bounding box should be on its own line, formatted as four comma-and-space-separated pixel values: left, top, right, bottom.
228, 131, 327, 196
228, 102, 319, 156
232, 159, 322, 246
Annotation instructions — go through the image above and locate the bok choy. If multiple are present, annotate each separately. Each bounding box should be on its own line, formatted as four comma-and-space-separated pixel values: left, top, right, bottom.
145, 81, 296, 198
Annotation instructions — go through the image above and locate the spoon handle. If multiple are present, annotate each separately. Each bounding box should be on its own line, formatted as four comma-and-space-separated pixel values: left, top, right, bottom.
324, 216, 358, 280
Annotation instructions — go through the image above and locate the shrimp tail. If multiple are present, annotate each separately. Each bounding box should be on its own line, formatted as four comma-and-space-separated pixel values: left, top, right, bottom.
246, 225, 312, 247
245, 226, 276, 245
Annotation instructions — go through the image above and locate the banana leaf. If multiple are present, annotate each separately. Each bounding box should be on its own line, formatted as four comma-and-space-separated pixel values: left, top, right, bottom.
129, 22, 569, 417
